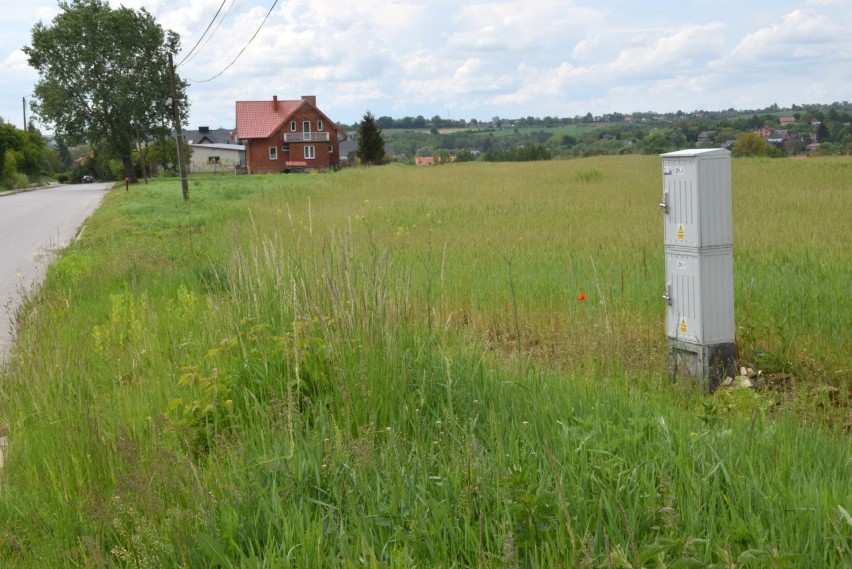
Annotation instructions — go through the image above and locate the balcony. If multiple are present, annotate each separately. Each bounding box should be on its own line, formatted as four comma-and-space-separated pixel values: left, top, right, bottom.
284, 132, 330, 143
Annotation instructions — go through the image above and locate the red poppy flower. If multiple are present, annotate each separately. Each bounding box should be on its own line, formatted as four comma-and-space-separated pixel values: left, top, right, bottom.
577, 293, 587, 301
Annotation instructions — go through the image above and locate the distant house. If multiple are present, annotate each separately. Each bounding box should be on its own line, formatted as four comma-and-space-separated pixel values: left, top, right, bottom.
183, 126, 236, 145
753, 126, 773, 139
415, 156, 435, 166
696, 130, 715, 143
235, 95, 347, 173
779, 116, 796, 125
767, 130, 791, 144
188, 142, 245, 173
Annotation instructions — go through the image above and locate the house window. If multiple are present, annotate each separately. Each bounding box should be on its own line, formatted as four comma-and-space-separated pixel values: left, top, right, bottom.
317, 120, 323, 131
207, 156, 220, 164
328, 145, 333, 153
269, 146, 277, 160
303, 121, 311, 133
282, 144, 290, 152
290, 121, 296, 131
304, 146, 315, 160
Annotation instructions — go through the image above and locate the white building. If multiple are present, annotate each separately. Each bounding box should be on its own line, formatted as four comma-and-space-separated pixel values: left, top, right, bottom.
188, 142, 246, 173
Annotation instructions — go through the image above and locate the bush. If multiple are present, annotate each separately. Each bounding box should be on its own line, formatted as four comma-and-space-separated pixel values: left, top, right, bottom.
11, 172, 30, 189
57, 173, 69, 183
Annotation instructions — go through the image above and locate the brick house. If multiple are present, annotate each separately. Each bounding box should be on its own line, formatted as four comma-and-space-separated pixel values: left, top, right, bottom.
235, 95, 347, 173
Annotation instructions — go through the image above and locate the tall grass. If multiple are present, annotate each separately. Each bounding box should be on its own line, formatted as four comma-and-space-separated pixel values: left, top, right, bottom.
0, 158, 849, 567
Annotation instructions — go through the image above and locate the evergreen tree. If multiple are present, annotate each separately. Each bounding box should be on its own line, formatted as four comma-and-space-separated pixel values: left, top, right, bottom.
357, 111, 385, 165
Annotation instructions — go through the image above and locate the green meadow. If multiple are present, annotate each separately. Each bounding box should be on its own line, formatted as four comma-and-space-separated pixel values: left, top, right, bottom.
0, 156, 849, 567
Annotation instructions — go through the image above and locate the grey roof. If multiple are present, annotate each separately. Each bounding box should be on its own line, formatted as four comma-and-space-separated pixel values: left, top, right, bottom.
181, 127, 236, 144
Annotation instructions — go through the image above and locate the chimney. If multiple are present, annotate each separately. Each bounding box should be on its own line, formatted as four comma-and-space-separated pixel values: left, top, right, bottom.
272, 95, 278, 111
302, 95, 316, 106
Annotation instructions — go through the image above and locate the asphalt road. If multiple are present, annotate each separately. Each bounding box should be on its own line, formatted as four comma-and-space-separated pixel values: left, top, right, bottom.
0, 183, 109, 360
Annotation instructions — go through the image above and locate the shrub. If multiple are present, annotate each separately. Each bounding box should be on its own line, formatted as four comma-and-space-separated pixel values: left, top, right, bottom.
12, 172, 29, 189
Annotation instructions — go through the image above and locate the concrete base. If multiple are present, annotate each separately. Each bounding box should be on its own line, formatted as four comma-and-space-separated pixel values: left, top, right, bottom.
668, 340, 737, 392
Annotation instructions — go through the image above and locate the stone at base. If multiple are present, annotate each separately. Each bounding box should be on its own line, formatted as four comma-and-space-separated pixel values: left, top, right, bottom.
668, 340, 738, 392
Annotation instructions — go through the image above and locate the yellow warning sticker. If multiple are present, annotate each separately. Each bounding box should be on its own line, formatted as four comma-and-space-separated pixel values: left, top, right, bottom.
680, 319, 687, 333
677, 224, 685, 240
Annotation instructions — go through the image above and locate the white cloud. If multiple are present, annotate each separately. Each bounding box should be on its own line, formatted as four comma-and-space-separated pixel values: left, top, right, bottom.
2, 48, 29, 71
447, 0, 602, 53
3, 0, 852, 128
725, 9, 842, 65
606, 23, 726, 76
571, 40, 590, 60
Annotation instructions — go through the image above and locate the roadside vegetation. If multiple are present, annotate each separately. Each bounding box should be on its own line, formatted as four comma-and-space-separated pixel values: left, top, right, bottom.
0, 157, 850, 567
0, 119, 58, 190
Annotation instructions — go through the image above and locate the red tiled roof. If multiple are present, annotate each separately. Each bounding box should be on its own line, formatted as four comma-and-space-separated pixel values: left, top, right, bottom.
235, 97, 348, 140
235, 99, 301, 139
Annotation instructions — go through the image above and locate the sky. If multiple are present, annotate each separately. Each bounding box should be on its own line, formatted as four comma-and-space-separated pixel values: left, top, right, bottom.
1, 0, 850, 131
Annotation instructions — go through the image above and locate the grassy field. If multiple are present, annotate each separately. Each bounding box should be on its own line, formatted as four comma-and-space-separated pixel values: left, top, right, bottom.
0, 156, 850, 567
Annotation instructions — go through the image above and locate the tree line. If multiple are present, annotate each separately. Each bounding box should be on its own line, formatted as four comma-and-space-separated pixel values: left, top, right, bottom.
364, 106, 852, 164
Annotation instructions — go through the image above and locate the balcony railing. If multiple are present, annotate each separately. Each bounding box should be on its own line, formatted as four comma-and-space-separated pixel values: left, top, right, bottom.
284, 132, 330, 143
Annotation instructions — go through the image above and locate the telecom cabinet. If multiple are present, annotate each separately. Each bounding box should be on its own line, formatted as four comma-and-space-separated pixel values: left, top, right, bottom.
664, 248, 735, 345
660, 148, 736, 390
661, 148, 732, 248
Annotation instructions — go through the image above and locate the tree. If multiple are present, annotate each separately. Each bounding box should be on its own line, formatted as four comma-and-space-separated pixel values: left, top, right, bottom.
783, 137, 804, 156
455, 149, 476, 162
562, 134, 577, 147
732, 132, 771, 157
146, 137, 191, 171
55, 136, 74, 171
356, 111, 385, 165
0, 120, 56, 185
24, 0, 186, 182
0, 120, 19, 180
641, 128, 687, 155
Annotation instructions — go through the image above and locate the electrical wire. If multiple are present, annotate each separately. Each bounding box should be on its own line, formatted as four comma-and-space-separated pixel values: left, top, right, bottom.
186, 0, 280, 84
176, 0, 228, 67
180, 0, 237, 68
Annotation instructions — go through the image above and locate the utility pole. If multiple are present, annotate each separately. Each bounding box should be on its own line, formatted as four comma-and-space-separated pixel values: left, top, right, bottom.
168, 52, 189, 202
22, 97, 27, 129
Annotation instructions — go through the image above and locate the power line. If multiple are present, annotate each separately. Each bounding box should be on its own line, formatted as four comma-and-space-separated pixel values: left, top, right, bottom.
180, 0, 238, 68
176, 0, 228, 67
186, 0, 280, 84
